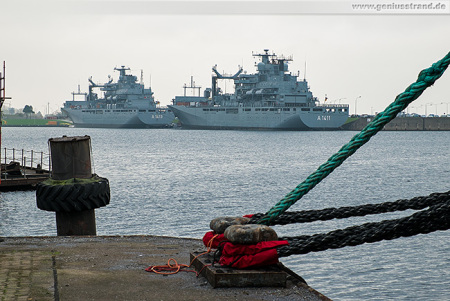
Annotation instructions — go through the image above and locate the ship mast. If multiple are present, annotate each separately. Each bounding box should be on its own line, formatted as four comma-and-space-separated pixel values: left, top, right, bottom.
72, 84, 87, 101
183, 76, 202, 97
114, 65, 130, 78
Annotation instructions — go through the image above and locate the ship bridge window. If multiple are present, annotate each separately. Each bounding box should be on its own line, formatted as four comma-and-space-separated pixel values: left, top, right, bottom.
301, 108, 310, 111
255, 108, 261, 111
283, 108, 290, 111
313, 108, 323, 112
203, 108, 209, 111
226, 108, 238, 114
243, 108, 251, 112
139, 110, 146, 112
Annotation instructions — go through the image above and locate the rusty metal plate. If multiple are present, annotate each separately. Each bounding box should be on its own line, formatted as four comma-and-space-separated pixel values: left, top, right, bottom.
190, 252, 287, 288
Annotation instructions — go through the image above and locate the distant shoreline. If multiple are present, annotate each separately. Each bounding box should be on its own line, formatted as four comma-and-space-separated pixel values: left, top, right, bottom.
1, 125, 71, 127
1, 118, 72, 127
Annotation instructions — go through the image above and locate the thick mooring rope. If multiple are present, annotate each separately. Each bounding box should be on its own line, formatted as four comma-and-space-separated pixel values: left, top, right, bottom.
250, 191, 449, 225
277, 198, 450, 257
253, 51, 450, 226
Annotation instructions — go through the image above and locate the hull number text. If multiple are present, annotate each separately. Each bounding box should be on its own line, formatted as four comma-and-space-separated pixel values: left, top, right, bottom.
317, 115, 331, 121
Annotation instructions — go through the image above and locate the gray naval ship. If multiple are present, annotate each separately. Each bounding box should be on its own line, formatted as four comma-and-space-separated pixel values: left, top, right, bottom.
62, 66, 174, 128
169, 50, 349, 130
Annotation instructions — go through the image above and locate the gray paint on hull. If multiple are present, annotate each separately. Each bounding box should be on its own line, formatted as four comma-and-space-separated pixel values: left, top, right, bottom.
169, 105, 347, 130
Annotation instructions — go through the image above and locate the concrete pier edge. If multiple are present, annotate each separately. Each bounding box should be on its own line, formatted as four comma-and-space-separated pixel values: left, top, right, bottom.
0, 235, 330, 301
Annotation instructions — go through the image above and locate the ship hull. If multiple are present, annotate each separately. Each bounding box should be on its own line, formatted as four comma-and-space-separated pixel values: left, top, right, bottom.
62, 108, 174, 129
169, 105, 348, 130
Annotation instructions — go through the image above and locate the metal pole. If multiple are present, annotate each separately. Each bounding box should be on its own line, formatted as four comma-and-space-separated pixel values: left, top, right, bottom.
0, 62, 3, 185
0, 62, 12, 184
354, 96, 361, 116
23, 157, 26, 178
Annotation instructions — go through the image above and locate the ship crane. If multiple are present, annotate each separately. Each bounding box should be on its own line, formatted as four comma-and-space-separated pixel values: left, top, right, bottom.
88, 76, 113, 101
211, 65, 243, 99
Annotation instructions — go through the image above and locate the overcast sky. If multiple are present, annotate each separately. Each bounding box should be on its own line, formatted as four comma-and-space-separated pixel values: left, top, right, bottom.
2, 1, 450, 116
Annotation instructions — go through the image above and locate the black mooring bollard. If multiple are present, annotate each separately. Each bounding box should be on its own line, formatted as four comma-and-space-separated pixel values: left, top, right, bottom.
36, 135, 110, 236
55, 210, 97, 236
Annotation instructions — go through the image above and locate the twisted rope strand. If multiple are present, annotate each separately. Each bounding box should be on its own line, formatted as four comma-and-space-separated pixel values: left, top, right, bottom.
254, 51, 450, 225
276, 199, 450, 257
250, 190, 449, 225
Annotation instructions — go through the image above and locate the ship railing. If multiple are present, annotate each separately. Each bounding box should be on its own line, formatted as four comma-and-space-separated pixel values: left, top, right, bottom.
317, 103, 349, 108
237, 103, 349, 108
1, 148, 51, 179
203, 102, 350, 109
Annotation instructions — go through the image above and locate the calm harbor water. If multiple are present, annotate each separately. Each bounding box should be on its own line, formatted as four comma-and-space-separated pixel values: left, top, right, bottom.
1, 127, 449, 300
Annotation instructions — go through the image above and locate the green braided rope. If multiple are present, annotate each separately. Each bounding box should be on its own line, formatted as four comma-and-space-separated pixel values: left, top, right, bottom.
257, 51, 450, 226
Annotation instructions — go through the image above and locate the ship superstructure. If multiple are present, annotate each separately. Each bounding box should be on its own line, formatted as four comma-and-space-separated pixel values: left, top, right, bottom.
62, 66, 174, 128
169, 50, 349, 130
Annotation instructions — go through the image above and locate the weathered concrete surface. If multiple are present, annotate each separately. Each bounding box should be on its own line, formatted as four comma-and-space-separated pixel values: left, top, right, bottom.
0, 236, 330, 301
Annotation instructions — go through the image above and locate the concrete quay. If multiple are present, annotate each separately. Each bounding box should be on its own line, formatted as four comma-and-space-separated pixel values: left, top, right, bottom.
0, 236, 330, 301
342, 116, 450, 131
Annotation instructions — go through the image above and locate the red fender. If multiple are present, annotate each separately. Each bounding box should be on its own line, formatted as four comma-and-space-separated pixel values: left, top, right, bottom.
218, 240, 289, 269
202, 231, 228, 249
